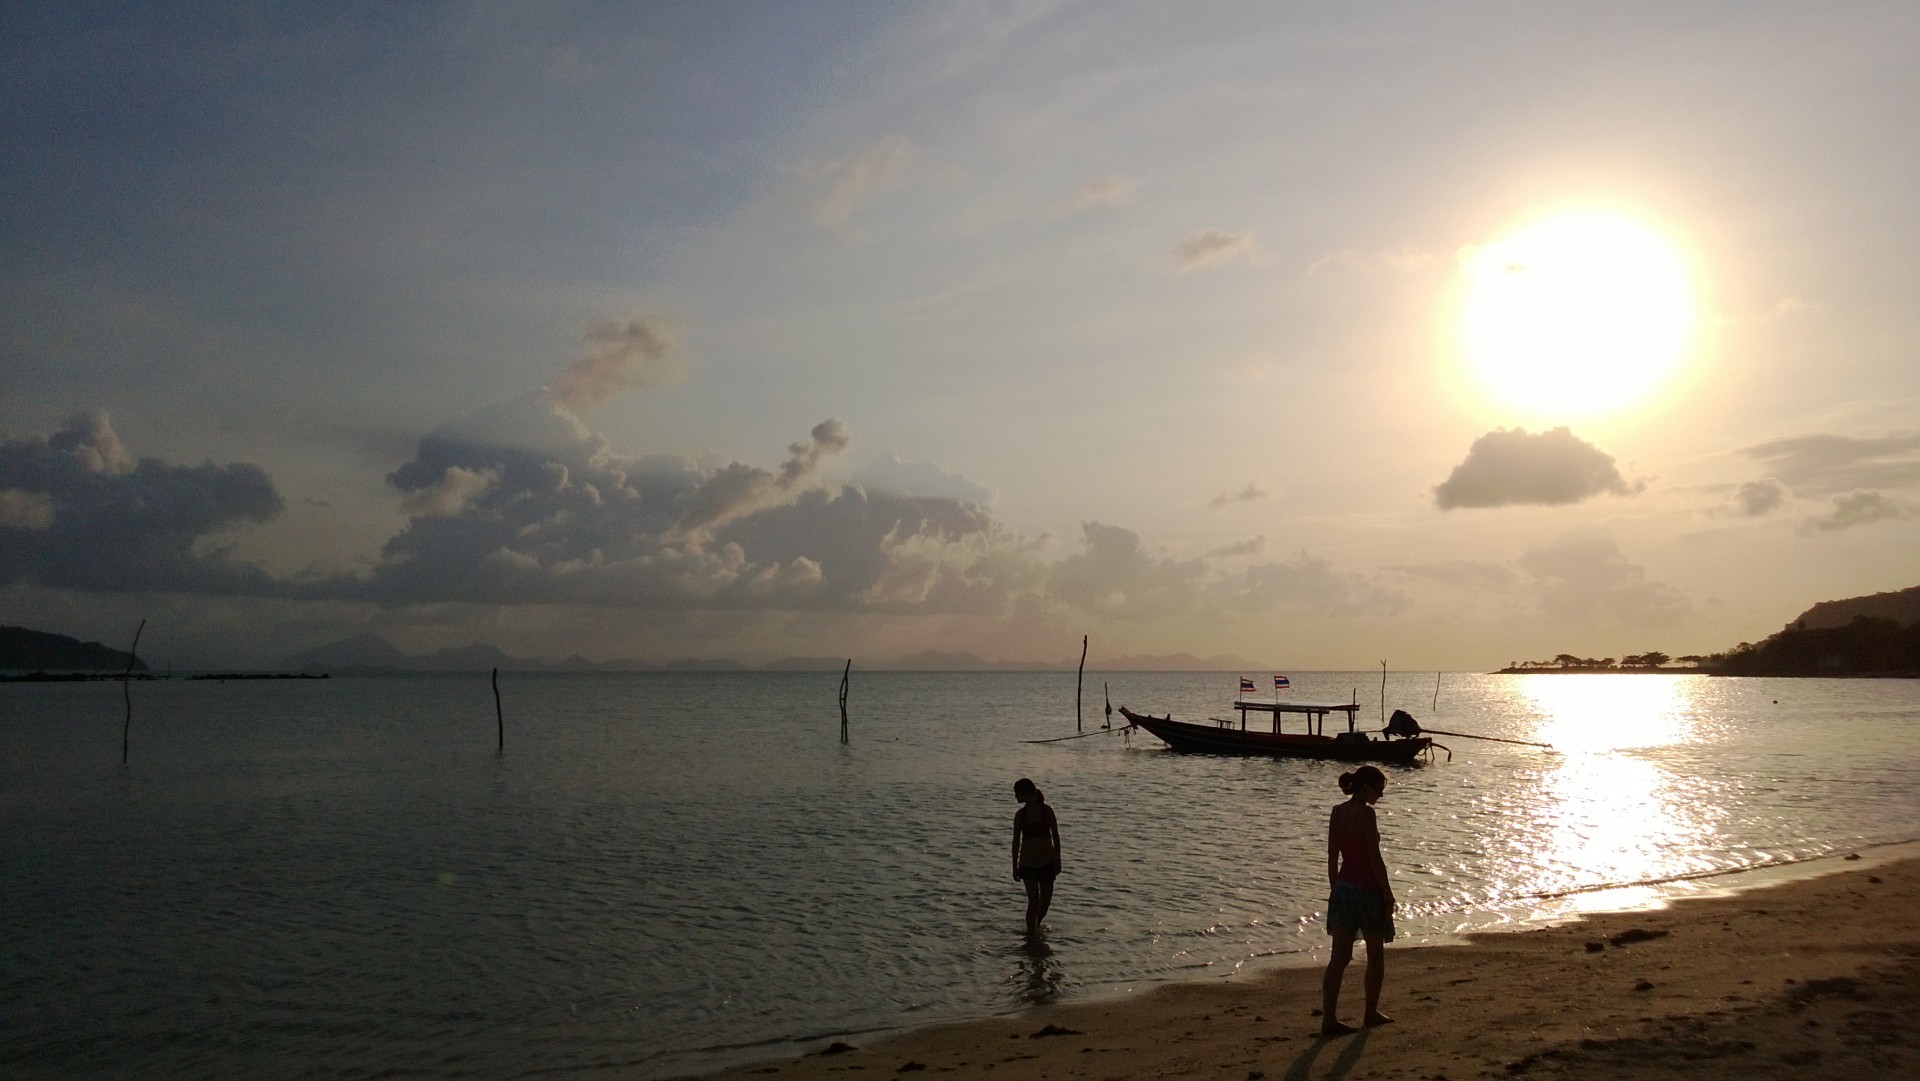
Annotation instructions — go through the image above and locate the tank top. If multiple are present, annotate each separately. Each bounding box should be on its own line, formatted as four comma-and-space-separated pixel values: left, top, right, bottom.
1332, 808, 1383, 891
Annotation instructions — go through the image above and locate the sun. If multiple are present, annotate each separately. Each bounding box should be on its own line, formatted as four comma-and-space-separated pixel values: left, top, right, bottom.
1459, 211, 1696, 418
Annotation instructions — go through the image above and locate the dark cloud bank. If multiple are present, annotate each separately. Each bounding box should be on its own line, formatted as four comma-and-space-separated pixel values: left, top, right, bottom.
1, 400, 1400, 625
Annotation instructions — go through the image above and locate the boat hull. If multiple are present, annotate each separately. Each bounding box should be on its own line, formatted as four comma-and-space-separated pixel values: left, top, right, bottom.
1119, 708, 1431, 765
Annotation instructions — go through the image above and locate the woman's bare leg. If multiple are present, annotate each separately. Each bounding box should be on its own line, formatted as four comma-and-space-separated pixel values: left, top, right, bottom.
1023, 877, 1043, 934
1035, 879, 1054, 925
1362, 934, 1392, 1026
1320, 928, 1357, 1035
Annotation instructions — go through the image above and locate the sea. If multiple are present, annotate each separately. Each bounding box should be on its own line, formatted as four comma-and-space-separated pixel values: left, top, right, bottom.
4, 670, 1919, 1080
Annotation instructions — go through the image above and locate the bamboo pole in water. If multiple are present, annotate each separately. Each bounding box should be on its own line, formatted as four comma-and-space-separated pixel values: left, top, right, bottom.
492, 667, 504, 753
120, 618, 146, 765
838, 660, 851, 743
1075, 635, 1087, 732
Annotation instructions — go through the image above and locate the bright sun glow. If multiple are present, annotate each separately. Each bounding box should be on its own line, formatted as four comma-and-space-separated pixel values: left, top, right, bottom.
1461, 211, 1696, 417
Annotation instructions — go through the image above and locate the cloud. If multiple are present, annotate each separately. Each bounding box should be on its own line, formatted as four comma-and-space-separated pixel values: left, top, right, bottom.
1208, 483, 1268, 509
1174, 229, 1260, 272
1725, 477, 1790, 517
548, 317, 685, 409
1306, 246, 1437, 277
1739, 431, 1920, 496
1207, 535, 1266, 559
399, 466, 499, 517
1433, 427, 1644, 510
1387, 560, 1519, 594
811, 137, 913, 231
852, 451, 994, 505
1517, 532, 1691, 627
0, 410, 285, 593
365, 395, 1029, 612
1798, 489, 1908, 534
1059, 175, 1135, 215
0, 489, 56, 530
1046, 523, 1400, 621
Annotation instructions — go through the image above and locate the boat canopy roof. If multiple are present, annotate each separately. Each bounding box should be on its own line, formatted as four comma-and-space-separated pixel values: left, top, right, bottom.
1232, 700, 1360, 715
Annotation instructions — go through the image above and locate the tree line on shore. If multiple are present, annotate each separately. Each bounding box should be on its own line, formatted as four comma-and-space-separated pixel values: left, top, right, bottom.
1507, 615, 1920, 677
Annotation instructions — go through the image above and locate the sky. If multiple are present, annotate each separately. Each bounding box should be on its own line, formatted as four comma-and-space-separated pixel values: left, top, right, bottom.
3, 1, 1918, 670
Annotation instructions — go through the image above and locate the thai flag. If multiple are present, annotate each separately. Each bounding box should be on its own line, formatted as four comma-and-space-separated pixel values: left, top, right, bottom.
1275, 675, 1291, 691
1238, 676, 1256, 695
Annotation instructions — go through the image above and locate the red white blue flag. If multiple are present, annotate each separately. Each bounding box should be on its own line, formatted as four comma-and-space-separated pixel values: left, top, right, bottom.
1275, 675, 1291, 691
1238, 676, 1256, 695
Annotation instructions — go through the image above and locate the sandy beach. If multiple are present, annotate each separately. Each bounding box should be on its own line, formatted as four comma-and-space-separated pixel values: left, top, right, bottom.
694, 845, 1920, 1081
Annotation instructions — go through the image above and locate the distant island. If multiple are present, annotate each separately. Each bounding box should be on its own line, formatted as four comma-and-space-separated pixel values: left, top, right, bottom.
0, 625, 147, 673
279, 634, 1266, 675
1500, 584, 1920, 678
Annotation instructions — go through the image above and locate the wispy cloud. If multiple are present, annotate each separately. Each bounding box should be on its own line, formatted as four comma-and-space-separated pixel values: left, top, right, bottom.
1208, 482, 1268, 509
1058, 175, 1135, 215
1740, 431, 1920, 496
811, 137, 914, 232
1433, 427, 1644, 510
548, 316, 685, 410
1798, 489, 1907, 534
1306, 246, 1436, 277
1174, 228, 1260, 272
1206, 535, 1267, 559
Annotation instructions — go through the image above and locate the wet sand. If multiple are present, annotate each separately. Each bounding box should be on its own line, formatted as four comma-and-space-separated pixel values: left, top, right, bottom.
692, 845, 1920, 1080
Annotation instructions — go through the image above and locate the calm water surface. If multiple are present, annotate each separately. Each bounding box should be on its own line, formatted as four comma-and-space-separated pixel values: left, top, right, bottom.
4, 671, 1918, 1079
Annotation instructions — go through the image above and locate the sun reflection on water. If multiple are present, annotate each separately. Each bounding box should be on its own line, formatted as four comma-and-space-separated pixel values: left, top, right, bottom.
1502, 676, 1722, 904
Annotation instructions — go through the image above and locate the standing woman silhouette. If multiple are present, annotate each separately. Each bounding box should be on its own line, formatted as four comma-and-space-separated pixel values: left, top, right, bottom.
1320, 766, 1395, 1035
1011, 778, 1060, 935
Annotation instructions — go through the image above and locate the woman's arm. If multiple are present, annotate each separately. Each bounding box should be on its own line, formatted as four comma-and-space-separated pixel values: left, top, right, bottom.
1362, 806, 1393, 905
1326, 809, 1341, 888
1046, 806, 1060, 860
1012, 812, 1023, 876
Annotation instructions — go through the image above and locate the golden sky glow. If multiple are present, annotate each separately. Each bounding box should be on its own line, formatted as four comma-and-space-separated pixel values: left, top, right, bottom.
1460, 211, 1697, 419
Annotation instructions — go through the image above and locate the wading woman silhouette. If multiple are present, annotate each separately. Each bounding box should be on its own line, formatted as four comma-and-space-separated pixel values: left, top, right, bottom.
1011, 778, 1060, 936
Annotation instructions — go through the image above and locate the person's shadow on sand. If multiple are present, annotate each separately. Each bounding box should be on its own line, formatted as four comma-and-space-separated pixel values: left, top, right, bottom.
1282, 1027, 1370, 1081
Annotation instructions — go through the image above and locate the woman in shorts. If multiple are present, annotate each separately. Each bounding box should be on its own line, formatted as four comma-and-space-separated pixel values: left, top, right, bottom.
1320, 765, 1395, 1035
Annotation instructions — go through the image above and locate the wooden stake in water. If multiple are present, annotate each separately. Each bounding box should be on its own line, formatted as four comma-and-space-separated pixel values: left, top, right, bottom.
838, 659, 851, 743
1076, 635, 1087, 733
1379, 660, 1387, 727
492, 667, 504, 753
120, 618, 146, 766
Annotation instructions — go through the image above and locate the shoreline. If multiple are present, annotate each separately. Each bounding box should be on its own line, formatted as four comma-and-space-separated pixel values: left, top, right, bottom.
685, 843, 1920, 1080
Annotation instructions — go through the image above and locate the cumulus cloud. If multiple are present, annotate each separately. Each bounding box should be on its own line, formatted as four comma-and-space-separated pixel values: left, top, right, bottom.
852, 451, 994, 505
1175, 229, 1260, 272
1798, 489, 1907, 534
1208, 483, 1268, 509
399, 466, 499, 517
1517, 532, 1691, 627
811, 137, 913, 231
1433, 427, 1644, 510
1059, 175, 1135, 214
1739, 431, 1920, 496
548, 317, 685, 409
1725, 477, 1790, 517
0, 411, 285, 593
364, 395, 1033, 612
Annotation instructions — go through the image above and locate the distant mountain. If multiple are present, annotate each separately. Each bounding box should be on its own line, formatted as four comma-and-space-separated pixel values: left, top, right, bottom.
1791, 585, 1920, 631
0, 625, 149, 672
285, 634, 412, 673
1093, 652, 1264, 672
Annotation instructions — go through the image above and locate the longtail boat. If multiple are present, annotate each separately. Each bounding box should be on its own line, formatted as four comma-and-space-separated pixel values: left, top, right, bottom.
1118, 700, 1434, 765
